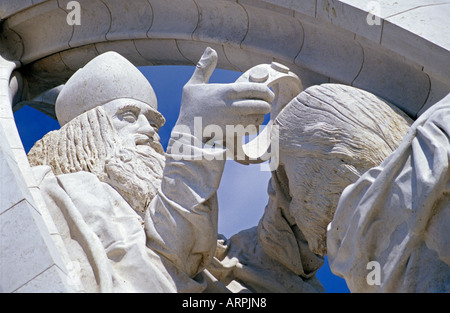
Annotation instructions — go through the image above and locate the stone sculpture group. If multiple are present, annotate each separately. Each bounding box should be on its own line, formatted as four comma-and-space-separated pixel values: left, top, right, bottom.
0, 0, 449, 294
23, 48, 449, 293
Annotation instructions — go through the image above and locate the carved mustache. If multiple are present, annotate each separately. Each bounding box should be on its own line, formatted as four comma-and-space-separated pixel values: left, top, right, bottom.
133, 133, 165, 155
134, 134, 154, 146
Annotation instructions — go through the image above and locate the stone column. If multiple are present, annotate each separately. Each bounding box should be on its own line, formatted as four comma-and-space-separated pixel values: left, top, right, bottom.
0, 55, 74, 293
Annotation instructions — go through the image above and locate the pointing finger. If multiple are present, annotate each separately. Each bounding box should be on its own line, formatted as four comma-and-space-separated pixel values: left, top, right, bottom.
230, 99, 272, 115
226, 83, 275, 103
187, 47, 218, 85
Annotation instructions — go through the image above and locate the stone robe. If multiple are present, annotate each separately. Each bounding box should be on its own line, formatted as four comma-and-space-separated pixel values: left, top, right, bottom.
205, 170, 325, 293
33, 133, 226, 292
327, 95, 450, 292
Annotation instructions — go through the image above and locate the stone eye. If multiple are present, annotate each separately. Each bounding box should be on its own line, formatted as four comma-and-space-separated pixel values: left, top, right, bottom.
121, 111, 137, 123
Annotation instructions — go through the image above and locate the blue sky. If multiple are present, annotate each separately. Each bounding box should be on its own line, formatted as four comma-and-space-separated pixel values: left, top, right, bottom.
14, 65, 349, 293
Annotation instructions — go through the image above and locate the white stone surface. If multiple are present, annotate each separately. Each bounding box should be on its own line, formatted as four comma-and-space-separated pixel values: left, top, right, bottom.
342, 0, 450, 20
55, 51, 160, 127
316, 0, 383, 43
176, 40, 239, 71
328, 93, 450, 292
295, 15, 364, 85
14, 264, 74, 293
65, 0, 111, 48
0, 0, 33, 20
5, 0, 72, 64
382, 4, 450, 85
208, 83, 413, 292
147, 0, 198, 40
135, 39, 192, 66
0, 94, 13, 119
419, 75, 450, 116
0, 0, 449, 293
0, 200, 68, 292
241, 3, 304, 62
222, 45, 274, 73
245, 0, 316, 17
352, 37, 431, 116
0, 139, 33, 215
0, 127, 72, 292
95, 40, 150, 67
1, 117, 23, 150
192, 0, 248, 46
25, 49, 276, 292
2, 0, 445, 117
60, 44, 98, 71
0, 54, 74, 294
104, 0, 152, 41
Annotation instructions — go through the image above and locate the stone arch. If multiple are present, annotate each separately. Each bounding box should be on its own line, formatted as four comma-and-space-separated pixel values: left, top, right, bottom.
2, 0, 448, 116
0, 0, 449, 292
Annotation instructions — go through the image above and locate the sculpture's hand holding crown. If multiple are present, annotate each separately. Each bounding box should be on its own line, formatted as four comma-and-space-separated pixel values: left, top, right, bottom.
176, 47, 274, 143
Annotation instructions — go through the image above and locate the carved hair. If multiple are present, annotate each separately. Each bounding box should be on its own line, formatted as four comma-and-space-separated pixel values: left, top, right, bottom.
28, 106, 117, 182
273, 84, 413, 256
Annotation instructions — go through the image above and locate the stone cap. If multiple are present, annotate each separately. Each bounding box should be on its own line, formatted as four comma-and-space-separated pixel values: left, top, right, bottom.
55, 51, 164, 127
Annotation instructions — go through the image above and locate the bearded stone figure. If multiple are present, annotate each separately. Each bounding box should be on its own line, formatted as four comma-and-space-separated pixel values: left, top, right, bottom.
208, 84, 450, 293
206, 84, 414, 292
25, 47, 449, 293
27, 48, 275, 292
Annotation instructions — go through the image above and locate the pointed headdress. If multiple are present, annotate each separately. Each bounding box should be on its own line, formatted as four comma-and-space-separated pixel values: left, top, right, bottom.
55, 51, 165, 127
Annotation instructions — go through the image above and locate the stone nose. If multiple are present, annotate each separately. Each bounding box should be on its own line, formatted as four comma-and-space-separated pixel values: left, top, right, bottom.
136, 114, 156, 137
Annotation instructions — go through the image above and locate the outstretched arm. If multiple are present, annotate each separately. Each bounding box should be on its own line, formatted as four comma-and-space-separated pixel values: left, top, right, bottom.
145, 48, 274, 278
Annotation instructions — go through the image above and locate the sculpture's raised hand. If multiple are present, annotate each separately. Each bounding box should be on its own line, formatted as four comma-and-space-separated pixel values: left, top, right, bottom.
176, 47, 274, 142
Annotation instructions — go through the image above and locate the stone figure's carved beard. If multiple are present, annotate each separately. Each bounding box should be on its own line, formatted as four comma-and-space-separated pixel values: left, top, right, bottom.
27, 106, 166, 218
104, 144, 165, 218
